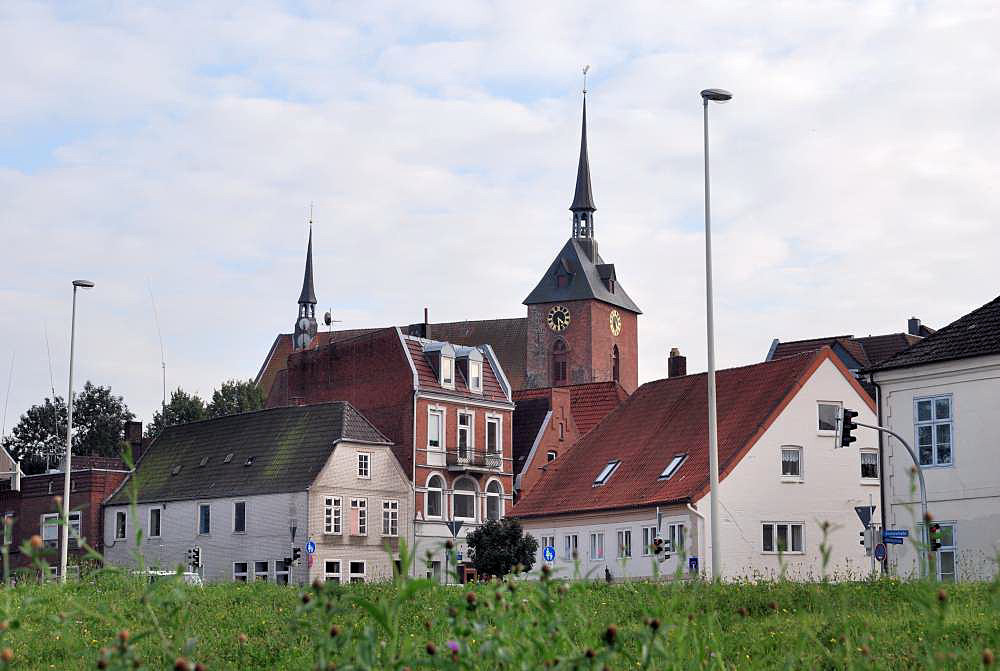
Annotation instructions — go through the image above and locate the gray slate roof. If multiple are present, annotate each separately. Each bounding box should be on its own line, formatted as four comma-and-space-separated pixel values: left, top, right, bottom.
523, 238, 641, 313
571, 98, 596, 212
107, 402, 390, 505
298, 227, 317, 305
873, 295, 1000, 372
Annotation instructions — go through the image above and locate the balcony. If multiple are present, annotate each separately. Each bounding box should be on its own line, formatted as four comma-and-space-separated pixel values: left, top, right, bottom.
446, 448, 502, 473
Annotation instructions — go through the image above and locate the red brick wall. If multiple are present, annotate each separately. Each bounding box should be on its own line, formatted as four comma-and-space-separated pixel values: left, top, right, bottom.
587, 302, 638, 394
516, 388, 579, 498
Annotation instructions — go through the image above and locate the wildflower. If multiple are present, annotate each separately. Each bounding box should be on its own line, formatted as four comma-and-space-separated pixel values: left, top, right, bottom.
29, 534, 44, 551
585, 649, 596, 659
445, 540, 454, 550
448, 607, 458, 618
603, 625, 617, 646
426, 642, 437, 656
301, 593, 312, 604
736, 607, 749, 618
0, 649, 11, 663
937, 589, 948, 603
237, 633, 248, 645
0, 621, 8, 632
860, 644, 870, 657
558, 583, 569, 596
312, 577, 324, 590
423, 620, 431, 631
329, 624, 341, 638
767, 601, 778, 611
648, 618, 661, 631
194, 664, 206, 671
984, 649, 995, 666
173, 659, 190, 671
447, 641, 459, 654
118, 630, 130, 643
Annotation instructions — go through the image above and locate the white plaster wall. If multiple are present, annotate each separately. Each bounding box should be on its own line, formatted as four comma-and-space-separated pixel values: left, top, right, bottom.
874, 354, 1000, 580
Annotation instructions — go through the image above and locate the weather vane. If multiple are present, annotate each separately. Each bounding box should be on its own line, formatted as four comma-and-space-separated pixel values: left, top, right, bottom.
582, 65, 590, 95
309, 201, 314, 225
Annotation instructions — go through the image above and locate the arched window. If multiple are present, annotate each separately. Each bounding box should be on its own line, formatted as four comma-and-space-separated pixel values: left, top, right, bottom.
552, 339, 568, 385
486, 481, 503, 520
611, 345, 620, 382
454, 478, 477, 521
426, 475, 444, 519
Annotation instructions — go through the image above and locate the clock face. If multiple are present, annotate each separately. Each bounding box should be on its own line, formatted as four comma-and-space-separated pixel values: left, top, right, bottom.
609, 309, 622, 336
546, 305, 571, 332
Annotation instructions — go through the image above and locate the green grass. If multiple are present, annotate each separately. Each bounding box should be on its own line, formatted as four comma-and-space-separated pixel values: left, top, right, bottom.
1, 574, 998, 670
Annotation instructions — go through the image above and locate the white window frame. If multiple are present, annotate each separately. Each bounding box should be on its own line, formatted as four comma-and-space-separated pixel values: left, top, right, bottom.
324, 559, 341, 583
349, 560, 366, 583
2, 512, 12, 546
351, 498, 367, 536
659, 454, 687, 480
233, 500, 247, 534
817, 401, 841, 434
468, 360, 483, 393
43, 511, 81, 545
357, 452, 371, 479
617, 528, 632, 559
427, 408, 445, 451
641, 526, 657, 557
453, 478, 478, 522
382, 499, 399, 537
914, 394, 954, 468
115, 510, 127, 541
666, 523, 685, 554
564, 533, 579, 560
425, 474, 445, 519
546, 450, 557, 462
440, 355, 455, 389
274, 559, 290, 584
233, 561, 248, 582
324, 496, 342, 535
457, 410, 474, 460
932, 521, 958, 582
761, 522, 805, 554
148, 507, 161, 539
485, 415, 502, 455
485, 480, 503, 521
780, 446, 803, 480
198, 503, 211, 535
593, 460, 621, 486
860, 448, 879, 482
253, 560, 269, 582
589, 531, 605, 561
540, 535, 555, 558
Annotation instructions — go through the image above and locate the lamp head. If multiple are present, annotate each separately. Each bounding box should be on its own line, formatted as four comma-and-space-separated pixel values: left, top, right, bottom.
700, 88, 733, 103
72, 280, 95, 289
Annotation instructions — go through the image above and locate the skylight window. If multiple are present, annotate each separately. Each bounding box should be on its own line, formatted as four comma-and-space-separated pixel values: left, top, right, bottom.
223, 453, 234, 464
659, 454, 687, 480
171, 465, 182, 476
199, 456, 209, 467
593, 460, 621, 486
245, 456, 255, 467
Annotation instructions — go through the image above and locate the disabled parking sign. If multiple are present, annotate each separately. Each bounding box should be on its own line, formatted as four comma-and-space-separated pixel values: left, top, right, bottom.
543, 546, 556, 562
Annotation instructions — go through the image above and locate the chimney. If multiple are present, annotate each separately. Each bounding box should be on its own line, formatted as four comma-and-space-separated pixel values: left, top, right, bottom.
668, 347, 687, 378
125, 421, 143, 444
907, 317, 921, 336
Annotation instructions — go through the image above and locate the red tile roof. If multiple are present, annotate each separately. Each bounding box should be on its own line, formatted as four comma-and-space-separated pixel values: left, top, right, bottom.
401, 336, 511, 403
425, 318, 528, 391
512, 349, 863, 519
515, 381, 628, 437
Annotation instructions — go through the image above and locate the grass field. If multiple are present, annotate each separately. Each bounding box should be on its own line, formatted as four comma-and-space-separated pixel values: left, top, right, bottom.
1, 571, 998, 670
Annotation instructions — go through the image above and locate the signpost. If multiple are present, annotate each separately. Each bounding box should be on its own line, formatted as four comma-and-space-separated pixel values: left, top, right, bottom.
543, 546, 556, 562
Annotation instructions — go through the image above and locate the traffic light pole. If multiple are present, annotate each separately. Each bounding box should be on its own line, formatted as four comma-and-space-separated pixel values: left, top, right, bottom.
855, 420, 929, 579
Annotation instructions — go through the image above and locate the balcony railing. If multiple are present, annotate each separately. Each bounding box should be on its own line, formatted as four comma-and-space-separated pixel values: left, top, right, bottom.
446, 448, 502, 472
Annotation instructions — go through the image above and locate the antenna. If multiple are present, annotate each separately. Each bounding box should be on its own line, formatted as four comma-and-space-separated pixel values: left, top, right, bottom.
1, 352, 13, 441
44, 323, 60, 466
323, 309, 342, 344
582, 65, 590, 95
148, 280, 167, 415
309, 202, 314, 225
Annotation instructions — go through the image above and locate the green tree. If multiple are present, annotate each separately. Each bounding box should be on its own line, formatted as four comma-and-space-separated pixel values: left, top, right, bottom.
465, 517, 539, 579
144, 387, 207, 439
207, 379, 264, 419
1, 382, 134, 473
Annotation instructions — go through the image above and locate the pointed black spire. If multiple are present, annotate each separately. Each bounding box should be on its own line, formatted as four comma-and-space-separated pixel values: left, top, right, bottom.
570, 96, 596, 214
298, 225, 317, 305
293, 223, 319, 350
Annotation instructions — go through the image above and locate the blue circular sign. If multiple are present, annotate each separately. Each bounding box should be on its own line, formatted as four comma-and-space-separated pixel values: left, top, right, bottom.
305, 540, 317, 555
873, 542, 887, 562
543, 546, 556, 562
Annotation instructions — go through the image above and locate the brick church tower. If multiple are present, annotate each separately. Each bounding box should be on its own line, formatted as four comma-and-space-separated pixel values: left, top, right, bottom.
523, 92, 641, 393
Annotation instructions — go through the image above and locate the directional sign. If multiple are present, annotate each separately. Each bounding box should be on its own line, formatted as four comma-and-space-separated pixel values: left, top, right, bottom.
854, 506, 876, 527
883, 536, 904, 545
305, 540, 316, 555
873, 543, 887, 562
542, 546, 556, 562
883, 529, 909, 539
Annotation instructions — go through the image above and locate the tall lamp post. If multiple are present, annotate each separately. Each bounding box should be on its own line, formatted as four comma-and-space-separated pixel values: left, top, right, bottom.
60, 279, 94, 583
700, 88, 732, 580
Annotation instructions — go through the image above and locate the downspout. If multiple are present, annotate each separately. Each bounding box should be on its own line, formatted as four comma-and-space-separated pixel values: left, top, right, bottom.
687, 503, 706, 577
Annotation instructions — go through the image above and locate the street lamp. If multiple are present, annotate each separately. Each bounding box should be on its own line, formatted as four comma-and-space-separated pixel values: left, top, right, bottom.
60, 279, 94, 583
700, 88, 731, 580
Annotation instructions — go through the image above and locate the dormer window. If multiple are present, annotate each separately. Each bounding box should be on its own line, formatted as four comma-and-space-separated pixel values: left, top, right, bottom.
468, 360, 482, 393
593, 459, 621, 486
423, 341, 457, 390
659, 454, 687, 480
441, 355, 454, 388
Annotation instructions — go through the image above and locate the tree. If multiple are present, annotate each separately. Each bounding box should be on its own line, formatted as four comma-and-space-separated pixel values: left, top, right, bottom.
1, 382, 134, 474
465, 517, 539, 578
144, 388, 206, 439
207, 379, 264, 419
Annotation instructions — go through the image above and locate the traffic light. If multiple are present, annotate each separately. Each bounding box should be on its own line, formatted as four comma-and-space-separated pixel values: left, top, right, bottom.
840, 408, 859, 448
283, 557, 292, 569
859, 527, 873, 555
192, 546, 202, 568
651, 537, 671, 562
929, 523, 942, 552
292, 547, 302, 565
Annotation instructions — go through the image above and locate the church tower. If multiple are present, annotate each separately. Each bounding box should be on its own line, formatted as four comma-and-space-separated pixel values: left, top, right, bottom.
292, 226, 318, 350
522, 89, 641, 393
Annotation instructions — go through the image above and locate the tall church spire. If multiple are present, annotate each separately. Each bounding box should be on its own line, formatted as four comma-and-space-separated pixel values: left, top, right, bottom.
298, 225, 317, 305
293, 220, 318, 350
571, 70, 596, 243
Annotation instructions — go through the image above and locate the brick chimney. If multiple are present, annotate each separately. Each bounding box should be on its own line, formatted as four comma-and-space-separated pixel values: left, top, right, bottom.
668, 347, 687, 378
907, 317, 921, 336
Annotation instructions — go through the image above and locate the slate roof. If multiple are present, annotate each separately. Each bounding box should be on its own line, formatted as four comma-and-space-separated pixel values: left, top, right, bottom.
523, 238, 641, 314
424, 318, 528, 391
512, 350, 847, 519
511, 397, 551, 476
873, 295, 1000, 372
107, 402, 390, 505
770, 331, 927, 370
570, 98, 595, 212
298, 227, 317, 305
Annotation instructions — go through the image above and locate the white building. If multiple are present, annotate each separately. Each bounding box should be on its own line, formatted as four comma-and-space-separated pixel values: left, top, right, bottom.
103, 402, 411, 584
513, 348, 879, 581
871, 298, 1000, 581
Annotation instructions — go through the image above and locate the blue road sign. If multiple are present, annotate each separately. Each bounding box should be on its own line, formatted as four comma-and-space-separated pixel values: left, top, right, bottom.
883, 529, 909, 538
883, 536, 904, 545
456, 553, 463, 561
874, 543, 887, 562
305, 540, 316, 555
543, 546, 556, 562
689, 556, 699, 572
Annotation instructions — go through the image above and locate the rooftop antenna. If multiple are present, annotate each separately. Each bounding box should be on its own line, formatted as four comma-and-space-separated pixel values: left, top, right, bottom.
44, 323, 60, 468
1, 352, 13, 442
148, 280, 167, 415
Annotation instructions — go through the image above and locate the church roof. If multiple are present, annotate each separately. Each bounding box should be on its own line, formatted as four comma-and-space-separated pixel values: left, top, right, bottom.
522, 238, 641, 313
298, 227, 317, 305
570, 98, 596, 212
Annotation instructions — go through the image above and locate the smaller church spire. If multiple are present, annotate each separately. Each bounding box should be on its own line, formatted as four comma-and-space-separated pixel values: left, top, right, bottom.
298, 224, 317, 305
571, 67, 596, 242
293, 217, 319, 351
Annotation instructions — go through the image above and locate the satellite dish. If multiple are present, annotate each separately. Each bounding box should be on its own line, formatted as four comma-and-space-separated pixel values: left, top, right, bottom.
324, 311, 332, 326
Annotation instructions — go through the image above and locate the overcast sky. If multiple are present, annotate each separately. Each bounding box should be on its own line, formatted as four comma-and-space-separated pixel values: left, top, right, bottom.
2, 1, 999, 429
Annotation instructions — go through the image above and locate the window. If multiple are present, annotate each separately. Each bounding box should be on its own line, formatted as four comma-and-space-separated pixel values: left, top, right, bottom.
198, 504, 211, 535
860, 449, 879, 480
115, 510, 127, 540
3, 512, 12, 546
457, 412, 472, 460
148, 508, 161, 539
428, 409, 444, 450
350, 499, 367, 536
43, 511, 82, 546
641, 526, 657, 557
233, 562, 248, 582
223, 452, 233, 464
593, 460, 621, 486
818, 402, 841, 432
254, 561, 269, 581
441, 356, 455, 388
564, 534, 579, 560
324, 497, 342, 534
233, 501, 246, 533
617, 529, 632, 558
546, 450, 557, 462
540, 535, 555, 556
469, 360, 483, 393
486, 481, 502, 521
357, 452, 371, 479
762, 522, 804, 553
781, 447, 802, 478
915, 395, 953, 466
932, 522, 957, 582
274, 560, 289, 584
486, 417, 500, 455
426, 475, 444, 518
559, 422, 565, 441
454, 478, 476, 521
659, 454, 687, 480
590, 532, 604, 561
382, 500, 399, 537
666, 523, 685, 554
324, 560, 341, 583
349, 561, 366, 583
552, 340, 567, 384
611, 345, 620, 382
